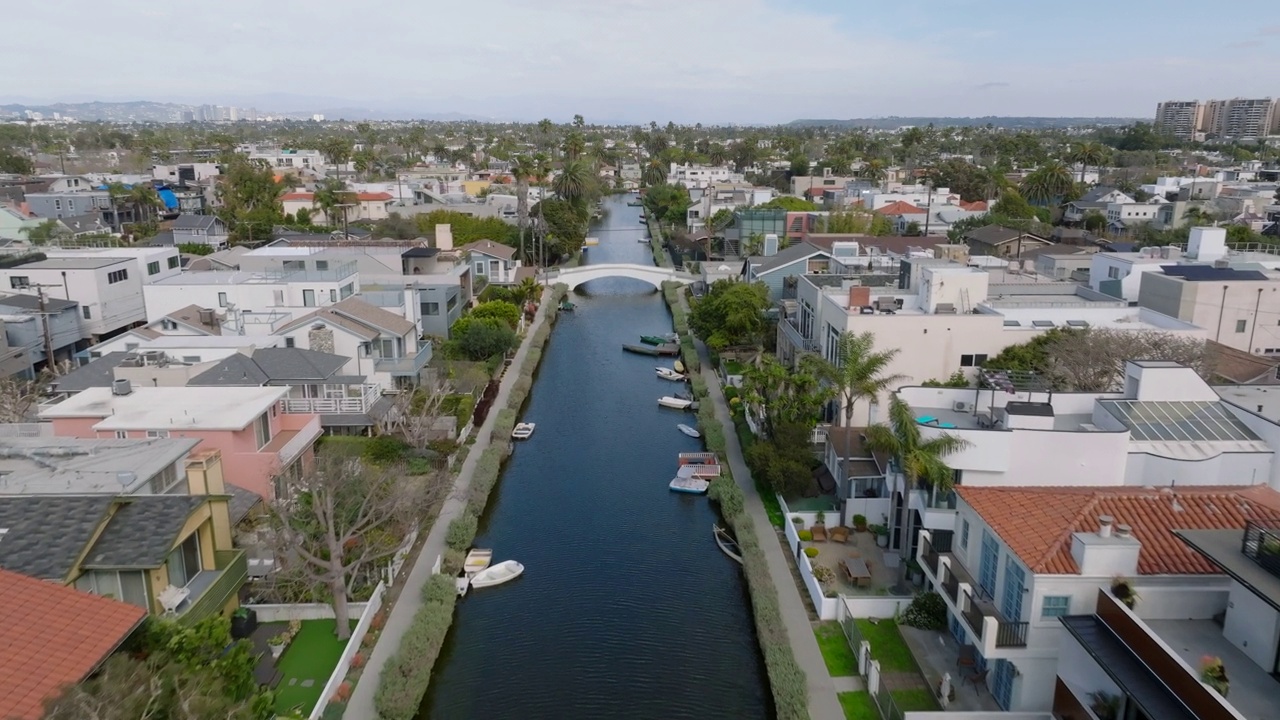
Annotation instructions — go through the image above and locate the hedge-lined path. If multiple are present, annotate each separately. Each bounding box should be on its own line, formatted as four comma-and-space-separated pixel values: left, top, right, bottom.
682, 292, 845, 720
344, 288, 552, 720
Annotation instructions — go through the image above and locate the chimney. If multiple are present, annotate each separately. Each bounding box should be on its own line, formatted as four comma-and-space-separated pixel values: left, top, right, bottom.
436, 223, 453, 251
1097, 515, 1114, 538
1115, 524, 1132, 539
848, 286, 871, 308
309, 323, 335, 354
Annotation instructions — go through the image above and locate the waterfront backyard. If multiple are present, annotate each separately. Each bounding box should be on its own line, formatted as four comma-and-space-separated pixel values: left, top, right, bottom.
268, 619, 356, 716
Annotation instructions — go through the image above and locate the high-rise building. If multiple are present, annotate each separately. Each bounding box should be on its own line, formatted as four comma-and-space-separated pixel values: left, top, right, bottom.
1221, 97, 1275, 139
1154, 100, 1204, 139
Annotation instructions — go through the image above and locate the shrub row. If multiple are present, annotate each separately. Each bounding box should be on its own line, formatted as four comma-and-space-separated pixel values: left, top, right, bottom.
680, 337, 700, 374
374, 574, 459, 720
492, 408, 517, 440
444, 513, 478, 551
708, 477, 810, 720
467, 446, 506, 516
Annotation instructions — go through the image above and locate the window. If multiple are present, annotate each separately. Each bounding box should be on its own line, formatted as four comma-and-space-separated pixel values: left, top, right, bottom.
114, 430, 128, 439
68, 199, 75, 212
75, 570, 148, 607
147, 261, 160, 275
329, 289, 338, 303
272, 289, 284, 306
1041, 596, 1071, 618
254, 412, 272, 448
181, 356, 199, 363
446, 294, 458, 312
475, 261, 486, 276
217, 292, 228, 308
303, 289, 316, 307
284, 337, 295, 348
160, 318, 178, 330
167, 256, 180, 269
1235, 319, 1247, 333
82, 306, 91, 320
422, 301, 440, 316
9, 276, 28, 289
960, 354, 974, 367
107, 269, 128, 284
960, 519, 970, 548
1107, 266, 1120, 279
316, 260, 329, 271
282, 260, 304, 271
54, 199, 61, 210
166, 534, 202, 588
146, 430, 170, 439
340, 282, 354, 299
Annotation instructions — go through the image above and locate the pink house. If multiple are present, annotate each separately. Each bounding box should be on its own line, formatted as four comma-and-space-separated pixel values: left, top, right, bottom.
40, 384, 320, 500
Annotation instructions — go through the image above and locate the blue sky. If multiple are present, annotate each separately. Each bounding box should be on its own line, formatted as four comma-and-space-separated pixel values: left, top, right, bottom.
5, 0, 1279, 123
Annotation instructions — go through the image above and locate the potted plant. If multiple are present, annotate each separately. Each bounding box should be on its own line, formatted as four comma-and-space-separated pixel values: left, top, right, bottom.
791, 516, 805, 527
871, 524, 890, 548
907, 559, 924, 586
1201, 656, 1229, 696
815, 510, 827, 526
804, 547, 819, 559
230, 606, 257, 639
853, 514, 868, 532
268, 634, 287, 660
1111, 577, 1140, 610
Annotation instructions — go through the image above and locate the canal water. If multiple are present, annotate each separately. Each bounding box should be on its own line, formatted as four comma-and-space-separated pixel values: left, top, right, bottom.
420, 194, 771, 719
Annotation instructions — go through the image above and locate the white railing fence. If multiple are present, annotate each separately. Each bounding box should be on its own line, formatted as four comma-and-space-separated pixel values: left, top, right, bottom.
309, 581, 386, 720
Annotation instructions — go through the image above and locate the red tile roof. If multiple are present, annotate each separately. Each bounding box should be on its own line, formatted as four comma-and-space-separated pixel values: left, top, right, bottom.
958, 485, 1280, 576
959, 200, 989, 211
0, 569, 146, 720
356, 192, 393, 202
280, 192, 314, 202
875, 200, 927, 215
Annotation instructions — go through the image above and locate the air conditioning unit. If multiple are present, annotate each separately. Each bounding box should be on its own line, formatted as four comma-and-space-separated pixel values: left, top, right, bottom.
953, 401, 972, 413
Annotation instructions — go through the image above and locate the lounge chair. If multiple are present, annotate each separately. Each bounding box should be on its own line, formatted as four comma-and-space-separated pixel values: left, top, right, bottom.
829, 526, 850, 543
916, 415, 938, 425
810, 524, 827, 542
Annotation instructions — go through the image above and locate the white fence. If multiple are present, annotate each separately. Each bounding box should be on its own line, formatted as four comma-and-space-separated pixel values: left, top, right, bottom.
783, 510, 840, 620
385, 530, 418, 587
840, 595, 912, 620
244, 601, 374, 622
309, 581, 386, 720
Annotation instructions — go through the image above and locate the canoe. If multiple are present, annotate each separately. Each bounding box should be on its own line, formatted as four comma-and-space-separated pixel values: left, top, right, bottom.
623, 343, 661, 356
656, 367, 685, 381
470, 560, 524, 588
714, 525, 743, 564
511, 422, 535, 440
677, 423, 700, 438
669, 476, 710, 494
658, 396, 694, 410
463, 549, 492, 575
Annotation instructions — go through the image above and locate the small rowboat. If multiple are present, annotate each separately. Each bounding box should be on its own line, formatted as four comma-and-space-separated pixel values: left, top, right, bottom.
511, 422, 535, 440
669, 476, 710, 494
677, 424, 701, 438
658, 396, 694, 410
714, 525, 743, 564
470, 560, 524, 588
656, 367, 685, 382
640, 333, 677, 346
463, 549, 492, 575
673, 359, 686, 374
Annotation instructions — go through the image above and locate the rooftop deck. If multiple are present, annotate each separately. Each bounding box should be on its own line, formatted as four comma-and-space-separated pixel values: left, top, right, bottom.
1147, 619, 1280, 720
911, 405, 1094, 432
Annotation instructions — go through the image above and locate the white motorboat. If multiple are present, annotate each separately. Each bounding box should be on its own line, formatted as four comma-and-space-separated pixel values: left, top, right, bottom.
658, 396, 694, 410
669, 476, 710, 494
455, 573, 470, 597
470, 560, 524, 588
677, 424, 701, 438
463, 549, 492, 575
637, 237, 649, 243
511, 422, 536, 440
656, 367, 685, 382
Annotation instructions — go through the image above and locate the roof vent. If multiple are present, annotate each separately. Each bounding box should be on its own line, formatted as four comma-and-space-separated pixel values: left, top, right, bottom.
1115, 524, 1133, 539
112, 378, 132, 396
1098, 515, 1114, 538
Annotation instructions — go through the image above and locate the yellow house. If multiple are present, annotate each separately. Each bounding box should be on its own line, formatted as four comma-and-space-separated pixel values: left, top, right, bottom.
0, 449, 246, 625
460, 179, 492, 197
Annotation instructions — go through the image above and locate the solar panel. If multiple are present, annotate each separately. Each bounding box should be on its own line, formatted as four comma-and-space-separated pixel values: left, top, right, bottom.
1159, 265, 1269, 282
1102, 400, 1260, 442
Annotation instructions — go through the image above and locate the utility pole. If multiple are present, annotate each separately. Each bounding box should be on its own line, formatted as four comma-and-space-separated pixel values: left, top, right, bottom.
25, 284, 63, 376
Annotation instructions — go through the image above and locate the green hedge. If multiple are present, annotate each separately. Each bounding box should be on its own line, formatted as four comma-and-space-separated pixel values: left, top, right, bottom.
708, 476, 809, 720
492, 408, 517, 441
680, 338, 700, 374
444, 514, 478, 551
374, 574, 458, 720
441, 548, 466, 575
690, 374, 708, 399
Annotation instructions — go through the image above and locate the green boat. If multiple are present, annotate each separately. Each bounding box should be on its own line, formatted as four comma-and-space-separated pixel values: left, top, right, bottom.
559, 301, 576, 312
640, 334, 676, 346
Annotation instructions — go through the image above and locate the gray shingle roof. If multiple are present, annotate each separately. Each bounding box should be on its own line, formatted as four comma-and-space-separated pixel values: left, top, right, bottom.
226, 483, 262, 524
81, 495, 207, 570
188, 347, 349, 386
188, 353, 268, 386
0, 293, 78, 313
51, 352, 131, 393
0, 495, 115, 580
749, 241, 831, 275
172, 214, 217, 231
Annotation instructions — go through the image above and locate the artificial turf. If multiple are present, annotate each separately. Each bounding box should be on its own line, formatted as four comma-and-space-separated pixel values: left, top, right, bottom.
814, 621, 859, 676
854, 618, 919, 674
272, 619, 356, 716
838, 691, 879, 720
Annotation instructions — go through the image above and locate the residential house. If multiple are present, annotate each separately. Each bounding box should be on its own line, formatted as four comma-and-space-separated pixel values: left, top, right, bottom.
42, 246, 183, 285
668, 162, 741, 189
188, 347, 388, 434
40, 384, 321, 500
25, 189, 138, 232
963, 225, 1053, 258
463, 239, 525, 286
0, 204, 41, 241
56, 212, 110, 237
1033, 252, 1094, 281
272, 297, 430, 390
0, 256, 146, 342
279, 191, 394, 224
1106, 198, 1168, 232
0, 292, 85, 370
743, 240, 851, 301
916, 483, 1280, 712
791, 170, 859, 199
815, 426, 890, 522
0, 568, 147, 720
169, 214, 229, 250
0, 320, 32, 379
1062, 187, 1135, 224
688, 183, 775, 234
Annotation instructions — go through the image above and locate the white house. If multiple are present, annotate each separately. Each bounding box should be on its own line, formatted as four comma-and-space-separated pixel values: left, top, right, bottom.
41, 246, 182, 285
0, 256, 146, 342
667, 163, 741, 189
688, 183, 775, 233
461, 240, 523, 286
272, 297, 429, 390
279, 191, 393, 224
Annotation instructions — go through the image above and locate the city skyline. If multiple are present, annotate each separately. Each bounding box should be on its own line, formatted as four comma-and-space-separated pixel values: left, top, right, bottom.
6, 0, 1280, 124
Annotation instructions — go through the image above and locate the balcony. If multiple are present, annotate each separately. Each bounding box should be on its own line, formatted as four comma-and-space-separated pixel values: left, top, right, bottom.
1242, 520, 1280, 580
961, 588, 1029, 648
941, 565, 960, 605
922, 529, 952, 578
176, 549, 248, 625
375, 342, 433, 376
280, 384, 382, 415
264, 415, 323, 466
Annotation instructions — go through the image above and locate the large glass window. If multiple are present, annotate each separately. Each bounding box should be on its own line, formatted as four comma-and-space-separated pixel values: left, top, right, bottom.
255, 412, 271, 448
166, 534, 201, 588
75, 570, 148, 607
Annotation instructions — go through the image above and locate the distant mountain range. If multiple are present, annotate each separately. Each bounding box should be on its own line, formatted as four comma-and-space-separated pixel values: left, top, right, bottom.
0, 100, 486, 123
788, 116, 1141, 129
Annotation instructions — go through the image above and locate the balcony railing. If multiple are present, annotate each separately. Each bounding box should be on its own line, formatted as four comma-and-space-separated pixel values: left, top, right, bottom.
276, 416, 322, 465
280, 384, 382, 415
922, 530, 953, 578
941, 566, 959, 605
1242, 520, 1280, 580
177, 549, 247, 625
375, 342, 433, 375
962, 588, 988, 640
961, 587, 1029, 648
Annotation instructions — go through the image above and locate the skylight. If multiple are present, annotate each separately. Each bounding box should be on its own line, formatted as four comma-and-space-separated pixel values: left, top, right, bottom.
1032, 320, 1054, 328
1102, 400, 1260, 442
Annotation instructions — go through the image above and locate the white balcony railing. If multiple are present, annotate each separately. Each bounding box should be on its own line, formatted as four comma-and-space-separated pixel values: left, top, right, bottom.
276, 416, 322, 465
279, 384, 382, 415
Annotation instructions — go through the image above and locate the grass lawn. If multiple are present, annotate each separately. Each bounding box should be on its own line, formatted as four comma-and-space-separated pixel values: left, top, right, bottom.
892, 688, 941, 712
838, 691, 879, 720
723, 359, 748, 376
272, 619, 356, 716
814, 621, 858, 676
855, 619, 919, 674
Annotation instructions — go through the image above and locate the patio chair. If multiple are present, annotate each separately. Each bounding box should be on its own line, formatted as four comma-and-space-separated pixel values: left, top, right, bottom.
963, 668, 989, 695
829, 526, 850, 543
810, 524, 827, 542
957, 644, 976, 670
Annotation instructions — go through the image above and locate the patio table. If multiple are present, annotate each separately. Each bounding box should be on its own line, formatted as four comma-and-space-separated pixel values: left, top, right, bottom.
842, 557, 871, 587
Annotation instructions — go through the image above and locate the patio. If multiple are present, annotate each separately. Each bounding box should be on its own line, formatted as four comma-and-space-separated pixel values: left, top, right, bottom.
808, 528, 898, 595
1148, 619, 1280, 720
898, 625, 1002, 712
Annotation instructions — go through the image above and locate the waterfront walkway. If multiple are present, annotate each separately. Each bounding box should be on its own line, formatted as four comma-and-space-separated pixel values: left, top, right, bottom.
684, 300, 845, 720
344, 291, 552, 720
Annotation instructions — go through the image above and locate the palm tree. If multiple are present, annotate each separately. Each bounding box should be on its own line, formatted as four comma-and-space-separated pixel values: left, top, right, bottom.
552, 158, 592, 206
708, 144, 728, 167
865, 395, 970, 570
979, 166, 1010, 203
813, 331, 906, 427
562, 132, 586, 160
860, 158, 886, 185
1067, 142, 1109, 184
511, 155, 535, 262
515, 277, 542, 306
1020, 161, 1074, 206
312, 180, 351, 231
642, 157, 667, 187
106, 182, 129, 231
127, 184, 163, 224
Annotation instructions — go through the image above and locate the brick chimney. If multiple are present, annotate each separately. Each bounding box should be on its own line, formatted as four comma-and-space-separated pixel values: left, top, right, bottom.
309, 324, 335, 354
848, 286, 870, 308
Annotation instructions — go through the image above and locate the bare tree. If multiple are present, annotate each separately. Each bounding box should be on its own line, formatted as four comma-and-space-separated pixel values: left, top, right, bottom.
0, 362, 71, 423
1046, 328, 1212, 392
375, 378, 451, 452
270, 450, 443, 639
43, 654, 264, 720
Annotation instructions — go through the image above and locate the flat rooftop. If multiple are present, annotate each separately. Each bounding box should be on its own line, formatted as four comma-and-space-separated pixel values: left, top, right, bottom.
40, 386, 288, 430
1146, 618, 1280, 720
243, 246, 324, 257
911, 405, 1094, 432
112, 335, 282, 350
1216, 384, 1280, 423
15, 257, 130, 270
0, 437, 198, 494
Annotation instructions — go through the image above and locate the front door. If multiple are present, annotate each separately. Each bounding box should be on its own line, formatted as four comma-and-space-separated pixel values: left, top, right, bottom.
979, 532, 999, 599
992, 659, 1015, 710
1001, 556, 1025, 622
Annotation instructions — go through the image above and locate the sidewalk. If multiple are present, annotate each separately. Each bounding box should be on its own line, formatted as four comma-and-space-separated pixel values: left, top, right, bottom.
345, 290, 552, 720
682, 298, 845, 720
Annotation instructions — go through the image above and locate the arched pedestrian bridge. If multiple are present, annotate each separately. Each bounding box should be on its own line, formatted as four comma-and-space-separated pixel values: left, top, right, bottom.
547, 263, 696, 290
